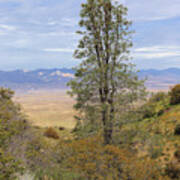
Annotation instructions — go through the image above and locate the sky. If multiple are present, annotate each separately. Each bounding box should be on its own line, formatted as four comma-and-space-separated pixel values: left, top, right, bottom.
0, 0, 180, 70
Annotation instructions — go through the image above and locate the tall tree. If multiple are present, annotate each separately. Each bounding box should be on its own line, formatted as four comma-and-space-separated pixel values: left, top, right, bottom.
68, 0, 145, 144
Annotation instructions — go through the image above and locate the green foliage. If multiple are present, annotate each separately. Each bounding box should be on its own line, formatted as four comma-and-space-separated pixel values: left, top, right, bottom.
165, 162, 180, 179
141, 103, 157, 118
170, 84, 180, 105
0, 88, 26, 179
147, 135, 164, 159
141, 92, 170, 118
174, 124, 180, 135
0, 88, 14, 100
68, 0, 145, 144
174, 149, 180, 161
33, 169, 82, 180
25, 135, 82, 180
150, 92, 168, 103
0, 149, 23, 180
73, 123, 101, 139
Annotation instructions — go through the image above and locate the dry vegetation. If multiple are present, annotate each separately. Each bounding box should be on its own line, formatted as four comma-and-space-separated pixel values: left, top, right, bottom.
14, 90, 76, 129
2, 87, 180, 179
5, 87, 180, 179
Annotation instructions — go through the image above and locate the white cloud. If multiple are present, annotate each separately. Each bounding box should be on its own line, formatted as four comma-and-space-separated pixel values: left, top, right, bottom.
61, 18, 78, 27
6, 39, 31, 48
135, 46, 180, 52
114, 0, 180, 22
0, 0, 180, 70
40, 31, 76, 37
43, 48, 74, 53
134, 45, 180, 59
0, 24, 17, 31
47, 21, 59, 26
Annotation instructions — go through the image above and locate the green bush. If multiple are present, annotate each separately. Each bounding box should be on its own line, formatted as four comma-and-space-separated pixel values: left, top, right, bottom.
165, 162, 180, 179
141, 103, 157, 118
0, 149, 23, 180
174, 150, 180, 161
170, 84, 180, 105
174, 124, 180, 135
0, 88, 27, 179
149, 92, 167, 103
141, 92, 170, 119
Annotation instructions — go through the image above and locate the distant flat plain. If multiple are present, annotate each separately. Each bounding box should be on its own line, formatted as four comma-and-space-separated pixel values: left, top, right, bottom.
13, 88, 168, 130
14, 90, 76, 129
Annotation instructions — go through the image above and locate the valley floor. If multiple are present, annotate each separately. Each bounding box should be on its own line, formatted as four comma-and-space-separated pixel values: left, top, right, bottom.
14, 89, 76, 129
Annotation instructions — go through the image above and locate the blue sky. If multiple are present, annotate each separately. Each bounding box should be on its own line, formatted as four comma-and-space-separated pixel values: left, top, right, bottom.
0, 0, 180, 70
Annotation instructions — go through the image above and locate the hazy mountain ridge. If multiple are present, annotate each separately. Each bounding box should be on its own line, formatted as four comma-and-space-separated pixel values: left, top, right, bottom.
0, 68, 180, 90
139, 68, 180, 90
0, 68, 75, 90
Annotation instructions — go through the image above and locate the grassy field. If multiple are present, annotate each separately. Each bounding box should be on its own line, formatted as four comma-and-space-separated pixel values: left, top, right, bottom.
14, 90, 76, 129
13, 89, 166, 130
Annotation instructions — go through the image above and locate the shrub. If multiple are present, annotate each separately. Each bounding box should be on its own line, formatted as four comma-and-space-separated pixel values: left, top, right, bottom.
141, 92, 170, 118
150, 92, 167, 103
0, 149, 24, 180
59, 127, 65, 131
0, 88, 28, 179
25, 136, 82, 180
170, 84, 180, 105
174, 124, 180, 135
44, 128, 59, 139
141, 103, 156, 118
165, 162, 180, 179
174, 150, 180, 161
56, 136, 164, 180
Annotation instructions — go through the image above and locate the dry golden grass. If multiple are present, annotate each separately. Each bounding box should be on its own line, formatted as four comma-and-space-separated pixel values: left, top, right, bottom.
14, 90, 76, 129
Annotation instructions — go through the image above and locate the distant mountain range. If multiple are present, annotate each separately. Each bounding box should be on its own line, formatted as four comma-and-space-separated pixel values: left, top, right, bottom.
0, 68, 74, 90
0, 68, 180, 91
139, 68, 180, 90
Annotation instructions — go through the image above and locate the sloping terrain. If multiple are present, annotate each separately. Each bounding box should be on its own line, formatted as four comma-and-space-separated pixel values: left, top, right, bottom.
117, 92, 180, 171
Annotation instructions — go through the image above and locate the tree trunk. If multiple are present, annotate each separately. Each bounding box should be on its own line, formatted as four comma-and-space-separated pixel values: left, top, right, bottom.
103, 97, 115, 144
104, 123, 113, 144
102, 107, 113, 145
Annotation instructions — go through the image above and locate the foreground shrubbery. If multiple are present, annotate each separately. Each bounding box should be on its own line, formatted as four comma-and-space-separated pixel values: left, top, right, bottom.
3, 85, 180, 179
170, 84, 180, 105
141, 91, 170, 118
0, 150, 23, 180
57, 136, 166, 180
0, 88, 41, 180
27, 135, 168, 180
0, 88, 27, 179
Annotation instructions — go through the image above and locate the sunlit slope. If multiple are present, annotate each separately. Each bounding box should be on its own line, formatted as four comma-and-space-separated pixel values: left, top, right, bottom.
119, 98, 180, 165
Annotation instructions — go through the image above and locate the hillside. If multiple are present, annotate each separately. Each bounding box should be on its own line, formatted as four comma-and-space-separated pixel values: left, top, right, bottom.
1, 68, 180, 90
15, 89, 180, 179
108, 91, 180, 178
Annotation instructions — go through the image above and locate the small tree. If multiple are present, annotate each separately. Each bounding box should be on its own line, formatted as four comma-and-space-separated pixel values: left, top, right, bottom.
68, 0, 145, 144
170, 84, 180, 105
0, 88, 24, 179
